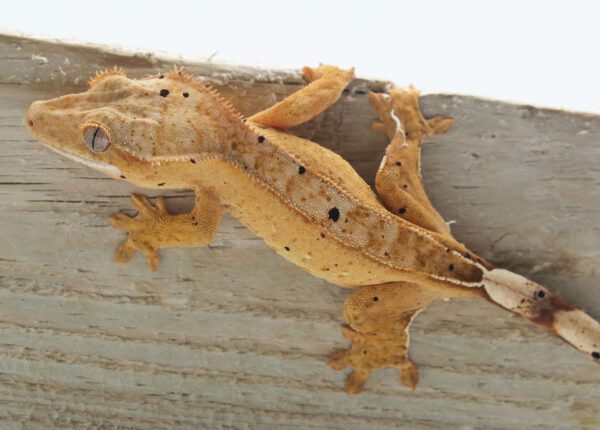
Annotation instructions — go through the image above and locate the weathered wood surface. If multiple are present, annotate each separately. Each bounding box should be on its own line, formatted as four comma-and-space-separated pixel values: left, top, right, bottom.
1, 34, 599, 429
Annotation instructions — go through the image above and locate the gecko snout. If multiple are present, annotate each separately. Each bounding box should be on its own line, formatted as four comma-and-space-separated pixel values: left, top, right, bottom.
25, 100, 42, 130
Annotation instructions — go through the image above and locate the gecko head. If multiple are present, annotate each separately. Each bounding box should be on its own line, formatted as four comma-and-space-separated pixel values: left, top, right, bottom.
25, 67, 238, 184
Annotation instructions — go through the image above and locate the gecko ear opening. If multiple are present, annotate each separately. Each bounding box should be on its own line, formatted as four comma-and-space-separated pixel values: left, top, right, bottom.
81, 124, 111, 152
88, 67, 127, 88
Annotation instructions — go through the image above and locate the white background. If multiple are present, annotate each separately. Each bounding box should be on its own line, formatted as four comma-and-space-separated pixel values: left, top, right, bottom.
1, 0, 599, 113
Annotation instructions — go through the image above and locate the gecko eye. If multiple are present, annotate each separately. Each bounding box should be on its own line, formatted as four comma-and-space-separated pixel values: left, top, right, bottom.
82, 126, 111, 152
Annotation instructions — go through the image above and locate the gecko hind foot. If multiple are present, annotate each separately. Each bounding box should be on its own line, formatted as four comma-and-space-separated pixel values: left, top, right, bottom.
328, 324, 419, 394
109, 194, 170, 271
369, 87, 454, 140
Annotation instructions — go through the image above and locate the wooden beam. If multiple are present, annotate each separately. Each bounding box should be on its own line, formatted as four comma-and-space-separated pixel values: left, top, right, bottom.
1, 34, 599, 429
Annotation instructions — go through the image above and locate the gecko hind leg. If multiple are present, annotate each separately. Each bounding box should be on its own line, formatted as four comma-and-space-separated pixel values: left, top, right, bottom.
109, 189, 221, 271
370, 87, 454, 236
248, 64, 355, 129
329, 282, 440, 394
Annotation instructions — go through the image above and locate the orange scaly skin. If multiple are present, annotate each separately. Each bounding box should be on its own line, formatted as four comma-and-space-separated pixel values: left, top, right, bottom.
25, 65, 600, 394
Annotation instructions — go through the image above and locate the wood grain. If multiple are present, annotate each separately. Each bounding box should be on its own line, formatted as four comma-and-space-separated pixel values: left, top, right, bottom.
1, 34, 599, 429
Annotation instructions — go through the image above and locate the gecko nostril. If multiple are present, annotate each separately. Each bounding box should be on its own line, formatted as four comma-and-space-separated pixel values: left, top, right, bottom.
28, 120, 34, 127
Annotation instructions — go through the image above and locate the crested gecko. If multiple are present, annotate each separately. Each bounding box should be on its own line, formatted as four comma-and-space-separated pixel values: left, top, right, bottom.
25, 64, 600, 394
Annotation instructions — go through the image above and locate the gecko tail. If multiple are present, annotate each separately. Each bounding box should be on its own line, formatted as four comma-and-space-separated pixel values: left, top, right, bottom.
481, 268, 600, 362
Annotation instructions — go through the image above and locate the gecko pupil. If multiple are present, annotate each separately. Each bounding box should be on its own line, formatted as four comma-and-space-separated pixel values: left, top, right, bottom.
82, 126, 110, 152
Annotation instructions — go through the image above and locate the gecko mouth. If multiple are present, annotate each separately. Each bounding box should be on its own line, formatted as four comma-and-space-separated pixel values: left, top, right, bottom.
43, 143, 122, 177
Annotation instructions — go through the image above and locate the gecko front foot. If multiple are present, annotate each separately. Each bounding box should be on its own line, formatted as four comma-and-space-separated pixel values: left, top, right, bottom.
328, 325, 418, 394
301, 64, 355, 83
109, 194, 170, 271
110, 190, 222, 271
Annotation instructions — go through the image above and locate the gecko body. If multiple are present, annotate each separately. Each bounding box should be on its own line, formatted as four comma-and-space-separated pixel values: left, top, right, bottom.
26, 65, 600, 393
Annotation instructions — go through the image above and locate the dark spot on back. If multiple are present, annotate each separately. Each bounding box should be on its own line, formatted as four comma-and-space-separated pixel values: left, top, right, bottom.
158, 182, 165, 186
448, 264, 454, 271
320, 232, 326, 238
298, 165, 306, 174
159, 75, 164, 79
284, 246, 290, 251
258, 135, 265, 143
160, 89, 170, 97
190, 159, 196, 164
373, 296, 379, 302
395, 161, 401, 167
328, 207, 340, 222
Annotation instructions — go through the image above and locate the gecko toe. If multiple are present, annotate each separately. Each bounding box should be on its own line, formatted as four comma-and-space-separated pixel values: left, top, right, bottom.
346, 370, 369, 395
396, 361, 419, 389
427, 116, 455, 136
328, 350, 351, 371
114, 239, 136, 264
131, 193, 156, 215
144, 251, 160, 271
109, 212, 136, 230
155, 196, 169, 214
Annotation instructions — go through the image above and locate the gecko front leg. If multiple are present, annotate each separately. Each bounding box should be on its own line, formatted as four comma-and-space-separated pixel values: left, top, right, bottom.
109, 188, 222, 271
248, 64, 355, 129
